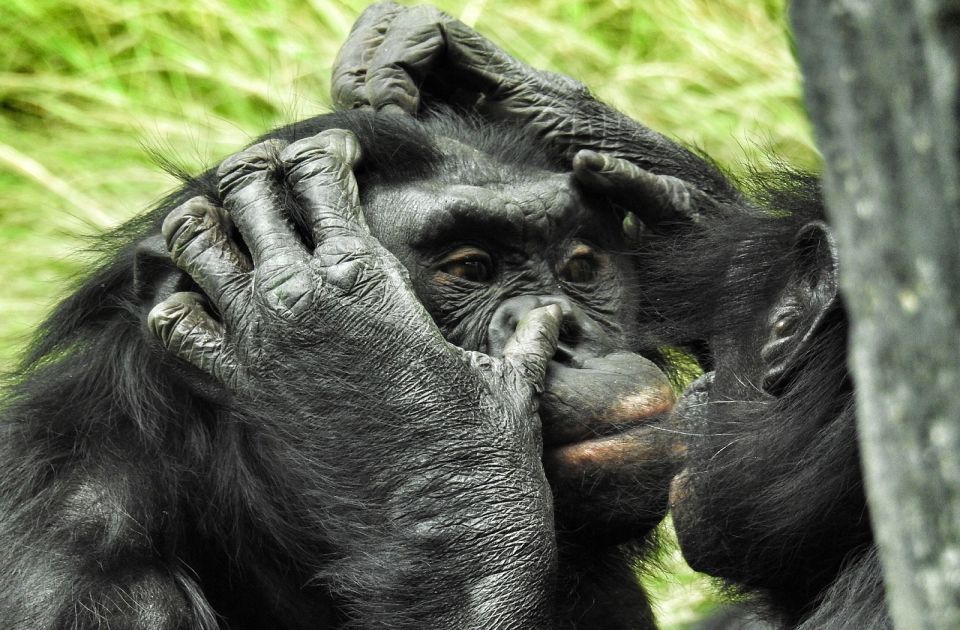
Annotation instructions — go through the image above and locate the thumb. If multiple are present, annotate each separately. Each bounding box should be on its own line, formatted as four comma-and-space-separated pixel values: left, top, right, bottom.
502, 304, 563, 392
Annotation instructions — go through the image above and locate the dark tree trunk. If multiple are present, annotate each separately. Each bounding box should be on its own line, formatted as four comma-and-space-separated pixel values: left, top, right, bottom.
790, 1, 960, 627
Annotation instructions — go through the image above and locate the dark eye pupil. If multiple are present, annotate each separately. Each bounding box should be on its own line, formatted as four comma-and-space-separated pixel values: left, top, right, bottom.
562, 257, 596, 283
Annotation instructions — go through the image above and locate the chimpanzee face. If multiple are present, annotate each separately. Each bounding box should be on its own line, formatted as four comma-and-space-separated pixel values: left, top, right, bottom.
361, 138, 639, 354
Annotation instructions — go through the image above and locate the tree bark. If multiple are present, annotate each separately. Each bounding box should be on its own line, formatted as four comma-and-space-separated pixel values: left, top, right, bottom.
790, 1, 960, 627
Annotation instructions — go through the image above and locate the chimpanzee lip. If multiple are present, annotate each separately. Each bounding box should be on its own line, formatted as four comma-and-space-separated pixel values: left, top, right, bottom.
580, 408, 668, 438
543, 420, 673, 468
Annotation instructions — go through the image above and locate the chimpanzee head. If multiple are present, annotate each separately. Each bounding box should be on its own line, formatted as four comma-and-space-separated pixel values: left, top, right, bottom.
648, 176, 873, 620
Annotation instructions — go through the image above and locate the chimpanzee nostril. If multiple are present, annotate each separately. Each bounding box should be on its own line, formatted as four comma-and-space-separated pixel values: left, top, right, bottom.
552, 343, 581, 368
555, 319, 587, 367
558, 318, 582, 345
486, 294, 615, 362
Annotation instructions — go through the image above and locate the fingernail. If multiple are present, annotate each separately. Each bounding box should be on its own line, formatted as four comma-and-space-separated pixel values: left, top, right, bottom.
573, 149, 604, 171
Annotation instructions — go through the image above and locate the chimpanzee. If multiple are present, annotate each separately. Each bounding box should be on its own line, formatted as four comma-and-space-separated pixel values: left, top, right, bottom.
0, 105, 696, 629
330, 3, 892, 628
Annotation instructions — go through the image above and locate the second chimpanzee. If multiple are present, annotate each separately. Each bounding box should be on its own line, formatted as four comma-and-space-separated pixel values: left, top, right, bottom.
578, 151, 888, 627
629, 171, 889, 628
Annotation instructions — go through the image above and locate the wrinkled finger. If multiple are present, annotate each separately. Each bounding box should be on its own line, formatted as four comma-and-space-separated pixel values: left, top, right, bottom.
162, 196, 250, 309
502, 304, 563, 391
366, 5, 453, 113
573, 150, 709, 226
331, 1, 404, 109
440, 19, 538, 99
148, 291, 240, 386
280, 129, 366, 247
217, 139, 306, 267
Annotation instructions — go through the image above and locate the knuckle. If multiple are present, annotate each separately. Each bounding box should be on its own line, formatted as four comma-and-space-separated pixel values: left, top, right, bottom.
368, 65, 416, 92
316, 233, 375, 256
281, 129, 361, 179
272, 282, 316, 316
331, 71, 366, 107
161, 198, 218, 256
362, 1, 401, 21
325, 261, 385, 301
217, 139, 286, 195
331, 89, 361, 110
147, 300, 191, 346
464, 350, 496, 372
334, 129, 362, 164
280, 134, 332, 164
597, 153, 621, 174
411, 4, 447, 22
509, 363, 541, 395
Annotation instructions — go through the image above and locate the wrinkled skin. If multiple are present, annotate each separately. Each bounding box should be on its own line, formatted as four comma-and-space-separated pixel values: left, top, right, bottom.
327, 11, 757, 537
2, 121, 568, 630
152, 124, 682, 538
152, 112, 684, 628
357, 137, 679, 538
0, 92, 694, 627
0, 8, 780, 628
354, 122, 683, 628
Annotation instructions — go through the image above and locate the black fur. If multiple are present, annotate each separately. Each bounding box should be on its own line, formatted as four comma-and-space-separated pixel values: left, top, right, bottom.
636, 172, 890, 628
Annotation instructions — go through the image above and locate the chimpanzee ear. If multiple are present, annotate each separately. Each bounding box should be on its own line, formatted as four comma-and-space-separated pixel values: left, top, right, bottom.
133, 234, 191, 306
760, 221, 839, 394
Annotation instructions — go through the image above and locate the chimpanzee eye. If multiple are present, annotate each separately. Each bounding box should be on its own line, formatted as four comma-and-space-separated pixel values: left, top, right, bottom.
560, 244, 600, 284
770, 304, 801, 339
437, 246, 494, 283
772, 313, 799, 338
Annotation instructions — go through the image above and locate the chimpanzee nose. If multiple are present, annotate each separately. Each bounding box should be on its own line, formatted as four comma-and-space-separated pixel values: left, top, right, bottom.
486, 295, 614, 366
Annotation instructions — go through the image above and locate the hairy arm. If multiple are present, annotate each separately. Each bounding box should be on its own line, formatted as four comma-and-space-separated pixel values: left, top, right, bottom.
332, 2, 740, 202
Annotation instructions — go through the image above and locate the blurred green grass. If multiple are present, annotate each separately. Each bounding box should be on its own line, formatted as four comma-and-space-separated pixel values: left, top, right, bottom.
0, 1, 814, 626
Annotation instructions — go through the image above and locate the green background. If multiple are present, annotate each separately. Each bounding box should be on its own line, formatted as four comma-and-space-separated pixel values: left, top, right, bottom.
0, 1, 816, 626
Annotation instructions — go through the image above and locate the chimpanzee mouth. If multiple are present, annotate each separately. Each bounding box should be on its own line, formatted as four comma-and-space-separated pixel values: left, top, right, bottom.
557, 398, 674, 441
536, 351, 678, 467
540, 405, 676, 475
